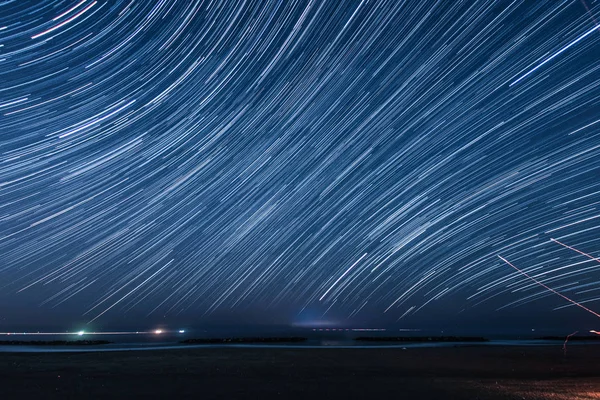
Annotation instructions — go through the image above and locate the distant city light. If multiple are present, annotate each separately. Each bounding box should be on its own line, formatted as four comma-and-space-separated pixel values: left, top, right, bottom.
0, 330, 155, 336
311, 327, 387, 332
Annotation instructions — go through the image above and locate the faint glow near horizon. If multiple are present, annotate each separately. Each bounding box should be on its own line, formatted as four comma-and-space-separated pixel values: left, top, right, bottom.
311, 328, 388, 332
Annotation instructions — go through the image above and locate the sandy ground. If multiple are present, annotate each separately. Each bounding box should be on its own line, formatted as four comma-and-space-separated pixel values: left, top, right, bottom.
1, 345, 600, 399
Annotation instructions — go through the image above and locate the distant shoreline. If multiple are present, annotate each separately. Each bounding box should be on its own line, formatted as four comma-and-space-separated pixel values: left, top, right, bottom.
181, 337, 307, 344
181, 336, 492, 344
0, 340, 111, 346
536, 336, 600, 341
354, 336, 489, 342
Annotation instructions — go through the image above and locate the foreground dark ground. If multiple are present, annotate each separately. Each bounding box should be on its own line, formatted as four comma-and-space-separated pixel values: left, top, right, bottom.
2, 345, 600, 399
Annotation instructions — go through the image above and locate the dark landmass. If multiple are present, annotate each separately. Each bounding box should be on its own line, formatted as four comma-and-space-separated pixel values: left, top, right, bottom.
1, 345, 600, 399
355, 336, 488, 342
0, 340, 111, 346
537, 336, 600, 341
181, 337, 307, 344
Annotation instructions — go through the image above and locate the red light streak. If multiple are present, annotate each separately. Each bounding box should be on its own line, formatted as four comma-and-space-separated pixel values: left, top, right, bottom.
550, 238, 600, 264
498, 255, 600, 319
580, 0, 600, 34
563, 330, 578, 355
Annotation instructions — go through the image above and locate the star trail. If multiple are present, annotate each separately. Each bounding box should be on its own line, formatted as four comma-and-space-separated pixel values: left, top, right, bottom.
1, 0, 600, 328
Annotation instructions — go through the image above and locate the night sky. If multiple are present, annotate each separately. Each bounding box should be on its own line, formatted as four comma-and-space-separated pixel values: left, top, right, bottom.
1, 0, 600, 331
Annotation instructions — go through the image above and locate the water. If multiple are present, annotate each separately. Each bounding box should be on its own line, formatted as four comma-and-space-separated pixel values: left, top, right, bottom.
1, 337, 598, 353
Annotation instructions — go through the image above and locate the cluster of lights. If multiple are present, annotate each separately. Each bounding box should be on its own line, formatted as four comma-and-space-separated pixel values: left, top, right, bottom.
152, 329, 185, 334
0, 329, 188, 336
311, 328, 387, 332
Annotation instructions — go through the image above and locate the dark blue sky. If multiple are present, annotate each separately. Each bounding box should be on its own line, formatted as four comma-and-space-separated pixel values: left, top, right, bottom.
1, 0, 600, 331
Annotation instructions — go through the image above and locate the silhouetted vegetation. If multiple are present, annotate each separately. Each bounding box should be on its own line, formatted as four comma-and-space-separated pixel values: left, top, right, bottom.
354, 336, 488, 342
181, 337, 307, 344
0, 340, 111, 346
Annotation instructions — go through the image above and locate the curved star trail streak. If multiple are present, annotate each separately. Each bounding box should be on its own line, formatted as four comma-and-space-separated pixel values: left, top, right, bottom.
1, 1, 600, 327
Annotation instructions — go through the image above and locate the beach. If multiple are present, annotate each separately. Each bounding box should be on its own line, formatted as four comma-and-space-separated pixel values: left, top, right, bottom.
2, 344, 600, 399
